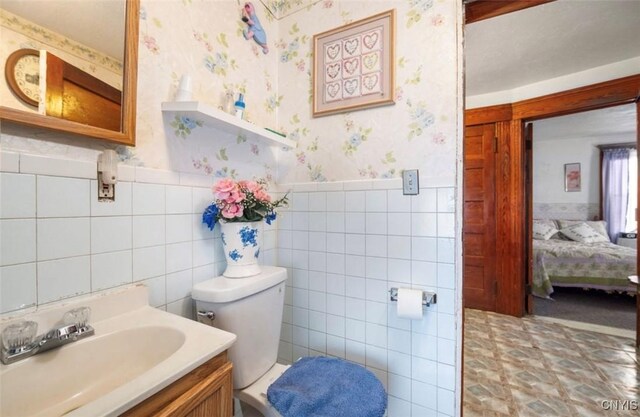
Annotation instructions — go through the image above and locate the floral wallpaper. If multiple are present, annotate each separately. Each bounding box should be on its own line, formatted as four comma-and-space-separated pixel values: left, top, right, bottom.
1, 0, 281, 183
132, 0, 281, 180
260, 0, 321, 19
275, 0, 458, 183
1, 0, 460, 187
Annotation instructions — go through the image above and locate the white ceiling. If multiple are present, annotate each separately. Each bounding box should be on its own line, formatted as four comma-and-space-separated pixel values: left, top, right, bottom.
2, 0, 125, 61
465, 0, 640, 96
532, 103, 637, 142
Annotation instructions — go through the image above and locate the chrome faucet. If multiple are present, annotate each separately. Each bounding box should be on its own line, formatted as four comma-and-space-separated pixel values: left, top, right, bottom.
1, 307, 95, 365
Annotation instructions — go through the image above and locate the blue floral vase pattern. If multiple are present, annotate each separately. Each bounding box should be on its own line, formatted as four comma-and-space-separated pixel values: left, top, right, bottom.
220, 221, 262, 278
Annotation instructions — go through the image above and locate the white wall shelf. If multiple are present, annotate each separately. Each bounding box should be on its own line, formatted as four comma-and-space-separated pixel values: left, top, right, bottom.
161, 101, 296, 149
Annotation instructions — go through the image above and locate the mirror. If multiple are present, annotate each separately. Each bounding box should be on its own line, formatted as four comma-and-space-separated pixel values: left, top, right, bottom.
0, 0, 139, 145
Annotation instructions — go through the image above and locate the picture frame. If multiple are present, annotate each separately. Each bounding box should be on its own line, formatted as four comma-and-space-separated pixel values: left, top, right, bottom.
312, 9, 395, 118
564, 163, 581, 192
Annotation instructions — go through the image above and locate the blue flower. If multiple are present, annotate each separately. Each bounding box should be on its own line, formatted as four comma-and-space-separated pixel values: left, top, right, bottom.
202, 204, 219, 230
239, 226, 258, 247
349, 133, 362, 146
229, 249, 243, 262
265, 212, 277, 225
421, 113, 435, 128
204, 56, 216, 72
181, 116, 198, 130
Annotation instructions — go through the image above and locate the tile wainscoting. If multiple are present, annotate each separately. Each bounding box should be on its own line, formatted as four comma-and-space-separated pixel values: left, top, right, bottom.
1, 151, 461, 417
275, 179, 459, 417
0, 151, 277, 317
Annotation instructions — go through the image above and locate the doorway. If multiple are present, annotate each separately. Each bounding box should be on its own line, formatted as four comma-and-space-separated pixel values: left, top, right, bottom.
461, 1, 640, 415
525, 105, 638, 333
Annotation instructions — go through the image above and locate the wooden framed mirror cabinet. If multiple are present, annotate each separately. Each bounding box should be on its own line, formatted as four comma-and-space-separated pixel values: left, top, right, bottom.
0, 0, 139, 146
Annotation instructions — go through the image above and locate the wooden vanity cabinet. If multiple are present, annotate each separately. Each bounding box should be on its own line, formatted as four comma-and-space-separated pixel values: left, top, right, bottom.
122, 351, 233, 417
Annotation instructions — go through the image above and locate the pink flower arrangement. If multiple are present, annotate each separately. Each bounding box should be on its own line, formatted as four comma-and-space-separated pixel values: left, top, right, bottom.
203, 179, 288, 229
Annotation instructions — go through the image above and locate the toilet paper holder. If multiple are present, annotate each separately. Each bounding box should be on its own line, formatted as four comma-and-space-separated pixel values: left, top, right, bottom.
389, 288, 437, 307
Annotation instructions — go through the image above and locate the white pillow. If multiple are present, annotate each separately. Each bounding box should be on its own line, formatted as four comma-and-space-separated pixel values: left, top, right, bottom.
533, 221, 559, 240
557, 220, 609, 239
560, 223, 610, 243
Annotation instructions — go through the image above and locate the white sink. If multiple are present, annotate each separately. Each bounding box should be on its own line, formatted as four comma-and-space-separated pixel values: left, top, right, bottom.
0, 285, 236, 417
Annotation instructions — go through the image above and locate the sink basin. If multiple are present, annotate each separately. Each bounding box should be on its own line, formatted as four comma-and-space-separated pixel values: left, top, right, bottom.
1, 326, 185, 417
0, 285, 236, 417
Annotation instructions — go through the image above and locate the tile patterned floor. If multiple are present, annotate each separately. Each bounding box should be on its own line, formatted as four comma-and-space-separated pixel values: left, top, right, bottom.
464, 309, 640, 417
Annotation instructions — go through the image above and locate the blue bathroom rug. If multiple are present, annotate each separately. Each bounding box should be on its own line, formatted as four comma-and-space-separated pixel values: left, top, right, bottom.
266, 356, 387, 417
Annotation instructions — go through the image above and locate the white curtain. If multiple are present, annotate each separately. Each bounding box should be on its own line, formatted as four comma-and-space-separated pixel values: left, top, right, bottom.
625, 148, 638, 233
602, 148, 630, 242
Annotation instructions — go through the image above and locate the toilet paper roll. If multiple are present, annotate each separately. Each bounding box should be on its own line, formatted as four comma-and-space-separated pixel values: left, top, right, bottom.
396, 288, 423, 320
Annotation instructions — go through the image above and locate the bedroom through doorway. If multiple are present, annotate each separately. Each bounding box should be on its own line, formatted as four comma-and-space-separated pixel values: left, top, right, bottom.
527, 104, 638, 333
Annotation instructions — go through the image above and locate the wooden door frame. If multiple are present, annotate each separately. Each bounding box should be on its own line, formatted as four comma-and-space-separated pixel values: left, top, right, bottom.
465, 0, 556, 24
464, 74, 640, 317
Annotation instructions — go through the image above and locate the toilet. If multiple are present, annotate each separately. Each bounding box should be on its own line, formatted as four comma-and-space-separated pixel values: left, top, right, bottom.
192, 266, 386, 417
191, 266, 290, 417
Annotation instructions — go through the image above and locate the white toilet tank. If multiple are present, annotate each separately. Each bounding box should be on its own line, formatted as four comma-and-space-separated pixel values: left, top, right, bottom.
192, 266, 287, 389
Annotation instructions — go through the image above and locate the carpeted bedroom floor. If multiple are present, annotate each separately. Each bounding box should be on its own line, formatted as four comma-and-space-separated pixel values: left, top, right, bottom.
533, 287, 637, 330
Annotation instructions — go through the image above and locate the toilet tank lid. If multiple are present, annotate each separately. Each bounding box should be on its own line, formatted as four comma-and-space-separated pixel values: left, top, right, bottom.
192, 266, 287, 303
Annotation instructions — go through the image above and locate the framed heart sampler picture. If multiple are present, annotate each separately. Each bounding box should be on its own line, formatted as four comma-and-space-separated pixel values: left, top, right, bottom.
312, 9, 395, 117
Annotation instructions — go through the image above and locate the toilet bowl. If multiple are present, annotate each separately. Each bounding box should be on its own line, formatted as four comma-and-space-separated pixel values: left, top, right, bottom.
192, 266, 386, 417
235, 362, 288, 417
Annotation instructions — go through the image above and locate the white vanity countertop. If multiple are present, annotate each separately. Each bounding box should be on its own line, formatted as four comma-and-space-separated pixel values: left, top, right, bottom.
0, 285, 236, 417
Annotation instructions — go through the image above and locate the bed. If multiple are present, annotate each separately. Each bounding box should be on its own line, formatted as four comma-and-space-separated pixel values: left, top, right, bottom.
532, 219, 637, 298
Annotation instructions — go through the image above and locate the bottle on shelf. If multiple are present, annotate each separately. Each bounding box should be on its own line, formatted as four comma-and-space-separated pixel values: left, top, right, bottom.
234, 93, 246, 120
224, 90, 235, 114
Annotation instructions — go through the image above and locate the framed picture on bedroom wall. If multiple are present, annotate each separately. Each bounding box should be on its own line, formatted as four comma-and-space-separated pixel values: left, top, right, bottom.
564, 163, 581, 192
312, 9, 396, 117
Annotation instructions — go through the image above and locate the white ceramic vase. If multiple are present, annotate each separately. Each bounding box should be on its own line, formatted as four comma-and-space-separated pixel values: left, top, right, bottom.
220, 221, 262, 278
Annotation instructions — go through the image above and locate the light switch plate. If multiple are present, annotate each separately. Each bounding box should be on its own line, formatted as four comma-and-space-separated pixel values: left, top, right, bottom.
402, 169, 419, 195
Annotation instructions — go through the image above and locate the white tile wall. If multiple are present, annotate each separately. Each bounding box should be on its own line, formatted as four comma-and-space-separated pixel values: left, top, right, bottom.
1, 219, 37, 265
38, 218, 90, 260
37, 176, 90, 218
1, 153, 460, 417
0, 156, 283, 317
277, 183, 458, 416
1, 173, 36, 218
91, 251, 133, 291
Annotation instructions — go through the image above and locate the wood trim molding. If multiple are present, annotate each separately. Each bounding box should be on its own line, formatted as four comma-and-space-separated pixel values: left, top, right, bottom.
465, 0, 556, 24
465, 103, 512, 126
465, 74, 640, 125
511, 74, 640, 120
464, 74, 640, 318
494, 120, 526, 317
121, 0, 139, 145
0, 107, 133, 144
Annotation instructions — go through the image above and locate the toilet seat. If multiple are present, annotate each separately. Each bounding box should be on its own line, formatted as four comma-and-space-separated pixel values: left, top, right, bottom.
236, 363, 289, 417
